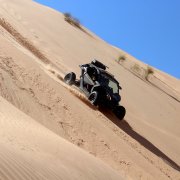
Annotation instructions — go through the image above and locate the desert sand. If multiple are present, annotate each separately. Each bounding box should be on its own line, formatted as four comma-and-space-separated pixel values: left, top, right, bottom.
0, 0, 179, 179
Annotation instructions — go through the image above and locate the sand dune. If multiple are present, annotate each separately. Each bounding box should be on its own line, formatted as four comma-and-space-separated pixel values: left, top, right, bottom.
0, 0, 180, 179
0, 96, 123, 180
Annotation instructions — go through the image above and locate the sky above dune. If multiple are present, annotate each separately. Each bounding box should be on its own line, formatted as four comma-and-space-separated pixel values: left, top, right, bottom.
34, 0, 180, 79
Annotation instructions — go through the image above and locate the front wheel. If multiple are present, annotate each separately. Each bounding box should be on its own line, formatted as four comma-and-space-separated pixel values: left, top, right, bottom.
113, 106, 126, 120
64, 72, 76, 85
88, 91, 99, 106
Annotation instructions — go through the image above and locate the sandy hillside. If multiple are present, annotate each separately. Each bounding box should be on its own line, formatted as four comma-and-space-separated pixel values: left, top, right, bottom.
0, 0, 180, 179
0, 96, 123, 180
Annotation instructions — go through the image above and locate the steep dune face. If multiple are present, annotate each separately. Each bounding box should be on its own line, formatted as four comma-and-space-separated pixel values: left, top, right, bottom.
0, 0, 180, 180
0, 96, 123, 180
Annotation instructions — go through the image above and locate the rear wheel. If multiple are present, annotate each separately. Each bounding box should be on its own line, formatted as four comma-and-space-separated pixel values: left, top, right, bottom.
113, 106, 126, 120
88, 91, 99, 106
64, 72, 76, 85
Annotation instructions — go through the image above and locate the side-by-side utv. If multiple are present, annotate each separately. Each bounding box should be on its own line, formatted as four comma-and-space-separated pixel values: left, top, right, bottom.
64, 60, 126, 120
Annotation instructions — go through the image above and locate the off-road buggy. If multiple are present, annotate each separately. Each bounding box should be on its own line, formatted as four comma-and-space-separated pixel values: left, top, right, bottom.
64, 60, 126, 120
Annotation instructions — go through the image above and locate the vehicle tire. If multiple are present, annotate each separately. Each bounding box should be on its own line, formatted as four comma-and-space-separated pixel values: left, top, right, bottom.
64, 72, 76, 85
113, 106, 126, 120
88, 91, 99, 106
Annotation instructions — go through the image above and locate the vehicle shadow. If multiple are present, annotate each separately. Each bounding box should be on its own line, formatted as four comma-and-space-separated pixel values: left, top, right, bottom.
100, 109, 180, 172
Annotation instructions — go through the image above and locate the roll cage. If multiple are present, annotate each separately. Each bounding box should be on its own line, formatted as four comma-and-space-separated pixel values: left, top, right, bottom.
80, 63, 121, 94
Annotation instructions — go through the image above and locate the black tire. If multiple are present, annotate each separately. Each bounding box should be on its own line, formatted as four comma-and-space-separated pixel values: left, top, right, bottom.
113, 106, 126, 120
88, 91, 99, 106
64, 72, 76, 85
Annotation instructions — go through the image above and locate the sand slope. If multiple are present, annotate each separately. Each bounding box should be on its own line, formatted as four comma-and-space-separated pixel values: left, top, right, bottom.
0, 0, 180, 179
0, 96, 123, 180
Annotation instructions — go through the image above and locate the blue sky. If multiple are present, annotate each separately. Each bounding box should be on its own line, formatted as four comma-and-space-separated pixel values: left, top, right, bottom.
34, 0, 180, 78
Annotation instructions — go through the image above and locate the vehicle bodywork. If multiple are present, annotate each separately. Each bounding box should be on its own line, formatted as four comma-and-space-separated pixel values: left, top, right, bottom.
64, 60, 126, 120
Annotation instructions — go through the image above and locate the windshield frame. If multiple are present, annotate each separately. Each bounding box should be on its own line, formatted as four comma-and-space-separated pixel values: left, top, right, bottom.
99, 72, 119, 94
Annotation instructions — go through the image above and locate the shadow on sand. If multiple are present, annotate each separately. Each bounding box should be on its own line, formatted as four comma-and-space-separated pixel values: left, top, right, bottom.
100, 109, 180, 172
68, 88, 180, 171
